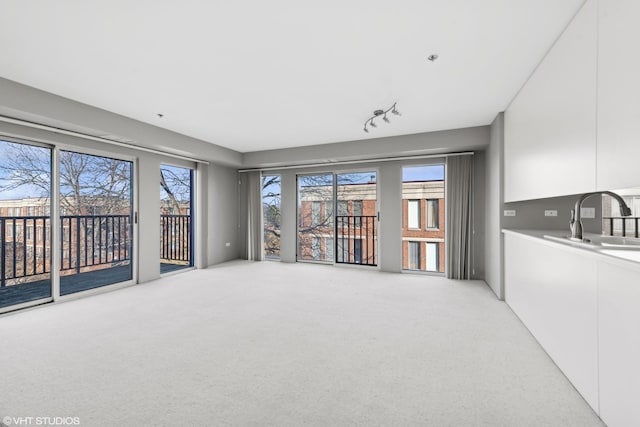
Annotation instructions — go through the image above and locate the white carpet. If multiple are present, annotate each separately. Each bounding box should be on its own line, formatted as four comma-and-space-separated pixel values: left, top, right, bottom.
0, 261, 603, 426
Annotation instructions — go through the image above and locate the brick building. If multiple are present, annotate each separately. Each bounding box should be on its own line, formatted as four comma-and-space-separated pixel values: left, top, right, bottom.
298, 179, 445, 272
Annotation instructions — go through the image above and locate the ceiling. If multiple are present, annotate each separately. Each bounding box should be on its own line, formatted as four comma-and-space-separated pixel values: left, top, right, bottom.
0, 0, 585, 153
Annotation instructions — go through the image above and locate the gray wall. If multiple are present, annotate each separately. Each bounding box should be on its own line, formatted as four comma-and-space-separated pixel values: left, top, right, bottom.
243, 126, 490, 168
207, 164, 241, 265
484, 113, 504, 299
472, 150, 486, 280
0, 77, 242, 166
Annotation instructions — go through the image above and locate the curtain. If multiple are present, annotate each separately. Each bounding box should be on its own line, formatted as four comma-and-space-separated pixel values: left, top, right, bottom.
245, 171, 263, 261
446, 155, 473, 279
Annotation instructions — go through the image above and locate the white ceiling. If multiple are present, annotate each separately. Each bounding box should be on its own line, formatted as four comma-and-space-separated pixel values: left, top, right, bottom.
0, 0, 584, 153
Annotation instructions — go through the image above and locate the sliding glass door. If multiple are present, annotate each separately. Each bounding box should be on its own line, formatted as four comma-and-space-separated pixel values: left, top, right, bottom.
0, 139, 52, 309
59, 150, 133, 295
0, 140, 137, 311
160, 164, 193, 274
336, 172, 377, 266
297, 174, 334, 262
297, 171, 378, 266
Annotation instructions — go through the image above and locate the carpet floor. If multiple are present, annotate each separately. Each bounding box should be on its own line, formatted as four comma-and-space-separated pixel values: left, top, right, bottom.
0, 261, 603, 426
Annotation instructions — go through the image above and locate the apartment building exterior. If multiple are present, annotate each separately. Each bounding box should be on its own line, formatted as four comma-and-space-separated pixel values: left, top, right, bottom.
297, 179, 445, 272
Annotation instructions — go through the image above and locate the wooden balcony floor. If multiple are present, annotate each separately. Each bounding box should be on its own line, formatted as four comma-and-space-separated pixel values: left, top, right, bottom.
1, 262, 191, 309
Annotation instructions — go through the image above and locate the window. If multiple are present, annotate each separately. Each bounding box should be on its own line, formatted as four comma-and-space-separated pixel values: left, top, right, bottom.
312, 236, 321, 260
408, 200, 420, 229
408, 242, 420, 270
325, 237, 334, 262
338, 200, 348, 216
311, 201, 321, 226
262, 174, 281, 259
354, 239, 362, 264
26, 226, 33, 241
353, 200, 363, 227
402, 165, 445, 273
426, 242, 439, 272
426, 199, 439, 229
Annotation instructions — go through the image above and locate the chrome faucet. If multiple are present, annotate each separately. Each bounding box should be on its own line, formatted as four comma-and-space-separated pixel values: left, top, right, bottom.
570, 191, 632, 241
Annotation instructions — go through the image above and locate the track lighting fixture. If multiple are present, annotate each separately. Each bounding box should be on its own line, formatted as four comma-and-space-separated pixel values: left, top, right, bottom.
363, 102, 400, 133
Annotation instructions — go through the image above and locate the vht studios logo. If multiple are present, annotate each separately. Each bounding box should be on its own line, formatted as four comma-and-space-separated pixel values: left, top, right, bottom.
2, 416, 81, 426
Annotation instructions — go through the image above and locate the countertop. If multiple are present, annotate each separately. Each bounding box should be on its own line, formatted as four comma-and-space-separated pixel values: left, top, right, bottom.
502, 229, 640, 273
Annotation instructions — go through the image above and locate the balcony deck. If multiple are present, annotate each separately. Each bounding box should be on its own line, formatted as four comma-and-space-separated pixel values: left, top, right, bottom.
0, 262, 190, 309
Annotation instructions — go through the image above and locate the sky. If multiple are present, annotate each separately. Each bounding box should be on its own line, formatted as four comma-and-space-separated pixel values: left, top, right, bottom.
402, 165, 444, 182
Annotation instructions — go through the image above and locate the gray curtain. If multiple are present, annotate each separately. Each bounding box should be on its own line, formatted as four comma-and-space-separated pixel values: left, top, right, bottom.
245, 171, 263, 261
446, 155, 473, 279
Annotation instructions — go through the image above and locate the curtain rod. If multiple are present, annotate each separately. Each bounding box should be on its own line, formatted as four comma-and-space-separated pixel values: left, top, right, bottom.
0, 115, 209, 165
238, 151, 474, 173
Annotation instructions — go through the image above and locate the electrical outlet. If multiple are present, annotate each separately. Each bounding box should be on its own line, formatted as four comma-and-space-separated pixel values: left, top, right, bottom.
225, 242, 231, 247
504, 210, 516, 217
544, 210, 558, 217
581, 207, 596, 219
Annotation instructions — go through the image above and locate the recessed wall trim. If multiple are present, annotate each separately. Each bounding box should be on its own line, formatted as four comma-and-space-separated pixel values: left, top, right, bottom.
0, 114, 209, 165
238, 152, 474, 173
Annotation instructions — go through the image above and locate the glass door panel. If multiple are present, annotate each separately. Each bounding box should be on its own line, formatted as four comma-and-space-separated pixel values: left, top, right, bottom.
297, 174, 333, 262
402, 165, 445, 273
336, 172, 377, 266
0, 140, 52, 309
262, 174, 281, 259
59, 150, 133, 295
160, 165, 193, 274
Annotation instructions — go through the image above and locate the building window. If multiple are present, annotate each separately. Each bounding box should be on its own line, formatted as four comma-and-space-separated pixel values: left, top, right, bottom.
408, 241, 420, 270
26, 226, 33, 241
408, 200, 420, 229
311, 201, 321, 226
354, 239, 362, 264
337, 200, 348, 217
353, 200, 363, 227
426, 242, 439, 272
426, 199, 439, 229
312, 236, 321, 260
325, 237, 334, 262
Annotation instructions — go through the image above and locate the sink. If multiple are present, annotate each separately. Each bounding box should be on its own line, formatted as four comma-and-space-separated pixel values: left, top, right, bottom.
544, 234, 640, 249
586, 235, 640, 247
600, 249, 640, 262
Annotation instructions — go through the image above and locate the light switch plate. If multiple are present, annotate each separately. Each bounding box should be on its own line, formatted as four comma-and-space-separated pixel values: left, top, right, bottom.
581, 207, 596, 219
545, 210, 558, 217
504, 210, 516, 217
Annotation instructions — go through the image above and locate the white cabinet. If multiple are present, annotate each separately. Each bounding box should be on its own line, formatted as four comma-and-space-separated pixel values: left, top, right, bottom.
504, 233, 599, 411
598, 262, 640, 427
504, 0, 597, 202
596, 0, 640, 190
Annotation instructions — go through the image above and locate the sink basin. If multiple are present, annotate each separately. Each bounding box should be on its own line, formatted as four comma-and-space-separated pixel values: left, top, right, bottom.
586, 235, 640, 247
544, 234, 640, 249
600, 249, 640, 262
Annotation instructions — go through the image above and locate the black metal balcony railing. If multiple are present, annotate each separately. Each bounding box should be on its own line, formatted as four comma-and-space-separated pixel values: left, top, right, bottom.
603, 216, 640, 238
1, 213, 192, 288
336, 215, 377, 266
60, 215, 131, 273
160, 214, 192, 264
0, 215, 132, 288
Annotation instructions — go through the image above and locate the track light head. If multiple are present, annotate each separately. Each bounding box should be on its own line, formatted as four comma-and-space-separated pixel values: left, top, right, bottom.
392, 108, 401, 116
370, 120, 377, 128
383, 114, 390, 123
363, 126, 369, 133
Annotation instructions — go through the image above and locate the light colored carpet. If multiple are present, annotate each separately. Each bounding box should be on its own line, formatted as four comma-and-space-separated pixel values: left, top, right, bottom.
0, 261, 603, 426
